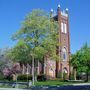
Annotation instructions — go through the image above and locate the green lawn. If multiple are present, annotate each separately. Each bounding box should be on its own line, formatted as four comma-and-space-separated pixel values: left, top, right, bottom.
0, 84, 27, 89
35, 80, 73, 86
0, 85, 12, 88
0, 80, 87, 88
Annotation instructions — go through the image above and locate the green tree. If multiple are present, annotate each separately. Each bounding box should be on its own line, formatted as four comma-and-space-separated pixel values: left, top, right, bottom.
70, 43, 90, 81
12, 9, 58, 60
11, 9, 58, 84
80, 43, 90, 82
7, 40, 32, 75
70, 51, 81, 80
8, 40, 31, 63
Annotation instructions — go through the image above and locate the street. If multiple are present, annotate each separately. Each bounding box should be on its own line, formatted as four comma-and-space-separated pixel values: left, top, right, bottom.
0, 85, 90, 90
31, 85, 90, 90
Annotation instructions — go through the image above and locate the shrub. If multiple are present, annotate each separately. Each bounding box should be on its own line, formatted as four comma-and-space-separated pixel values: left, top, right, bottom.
37, 74, 46, 81
17, 74, 32, 81
4, 75, 13, 81
70, 73, 74, 80
17, 74, 46, 81
0, 74, 4, 80
63, 72, 68, 81
5, 76, 12, 81
57, 72, 62, 78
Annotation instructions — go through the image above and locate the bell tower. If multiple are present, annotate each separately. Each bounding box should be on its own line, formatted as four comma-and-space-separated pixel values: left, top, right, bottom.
56, 5, 70, 79
45, 5, 70, 79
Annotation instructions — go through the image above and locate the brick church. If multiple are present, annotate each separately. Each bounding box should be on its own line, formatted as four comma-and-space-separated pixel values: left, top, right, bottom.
19, 5, 70, 79
36, 5, 70, 79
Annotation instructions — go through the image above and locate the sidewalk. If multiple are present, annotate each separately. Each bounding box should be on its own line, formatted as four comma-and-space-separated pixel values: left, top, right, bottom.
72, 83, 90, 86
0, 88, 29, 90
0, 83, 90, 90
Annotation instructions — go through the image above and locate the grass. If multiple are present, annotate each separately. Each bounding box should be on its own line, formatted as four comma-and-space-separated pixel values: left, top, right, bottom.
0, 80, 71, 88
0, 85, 12, 88
0, 80, 77, 89
0, 80, 89, 89
35, 80, 73, 86
34, 79, 88, 86
0, 84, 27, 89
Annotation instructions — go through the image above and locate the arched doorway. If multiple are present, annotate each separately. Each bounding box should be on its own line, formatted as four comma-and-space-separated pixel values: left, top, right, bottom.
63, 67, 68, 80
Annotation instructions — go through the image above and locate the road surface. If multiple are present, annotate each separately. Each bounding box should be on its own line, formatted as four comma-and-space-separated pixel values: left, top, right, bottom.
0, 85, 90, 90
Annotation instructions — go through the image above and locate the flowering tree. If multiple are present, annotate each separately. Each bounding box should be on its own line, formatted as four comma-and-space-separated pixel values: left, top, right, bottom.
0, 48, 13, 75
3, 63, 21, 81
3, 67, 11, 77
12, 63, 21, 74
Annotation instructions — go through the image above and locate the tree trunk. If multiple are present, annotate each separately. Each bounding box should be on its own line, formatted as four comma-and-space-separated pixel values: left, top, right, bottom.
34, 67, 37, 82
22, 64, 25, 74
33, 58, 37, 82
73, 68, 77, 80
32, 55, 34, 85
37, 60, 39, 75
26, 63, 29, 82
12, 74, 16, 81
43, 57, 46, 74
86, 70, 88, 82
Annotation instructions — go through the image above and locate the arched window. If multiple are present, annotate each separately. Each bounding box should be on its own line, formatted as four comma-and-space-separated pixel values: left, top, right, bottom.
62, 47, 67, 61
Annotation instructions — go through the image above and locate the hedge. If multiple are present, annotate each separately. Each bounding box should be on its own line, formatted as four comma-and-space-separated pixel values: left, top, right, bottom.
17, 74, 46, 81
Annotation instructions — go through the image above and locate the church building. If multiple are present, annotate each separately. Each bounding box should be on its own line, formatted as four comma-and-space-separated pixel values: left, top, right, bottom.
19, 5, 70, 80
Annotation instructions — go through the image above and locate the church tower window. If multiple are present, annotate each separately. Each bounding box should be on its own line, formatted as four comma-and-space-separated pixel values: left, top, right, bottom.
61, 22, 64, 32
64, 23, 67, 33
61, 22, 67, 34
62, 47, 67, 61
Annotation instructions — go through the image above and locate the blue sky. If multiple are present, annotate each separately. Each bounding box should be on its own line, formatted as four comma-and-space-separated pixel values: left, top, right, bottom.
0, 0, 90, 53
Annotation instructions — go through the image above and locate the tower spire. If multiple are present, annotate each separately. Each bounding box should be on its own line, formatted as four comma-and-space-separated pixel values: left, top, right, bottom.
51, 8, 53, 12
58, 4, 60, 8
50, 8, 53, 17
57, 4, 61, 13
